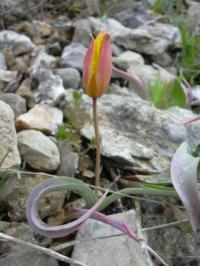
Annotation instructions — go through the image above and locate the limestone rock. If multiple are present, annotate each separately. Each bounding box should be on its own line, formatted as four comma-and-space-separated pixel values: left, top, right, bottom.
114, 2, 149, 29
0, 93, 26, 118
0, 70, 17, 90
0, 173, 66, 221
111, 43, 124, 57
0, 51, 7, 70
16, 105, 63, 134
0, 70, 17, 85
89, 18, 181, 56
151, 52, 173, 67
16, 78, 33, 102
16, 20, 54, 38
31, 51, 58, 73
82, 170, 95, 178
128, 64, 176, 85
0, 248, 59, 266
31, 61, 66, 106
114, 22, 181, 55
0, 221, 58, 266
186, 1, 200, 35
64, 89, 195, 172
54, 68, 81, 89
113, 51, 144, 70
3, 48, 17, 69
0, 222, 39, 244
57, 142, 79, 177
0, 100, 21, 169
89, 17, 130, 40
72, 19, 91, 47
60, 43, 87, 70
0, 246, 59, 266
49, 20, 74, 46
17, 130, 60, 172
0, 30, 35, 56
71, 0, 100, 17
142, 198, 200, 266
72, 210, 150, 266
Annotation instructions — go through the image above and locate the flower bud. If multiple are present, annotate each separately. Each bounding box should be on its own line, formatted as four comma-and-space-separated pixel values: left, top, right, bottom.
83, 31, 112, 98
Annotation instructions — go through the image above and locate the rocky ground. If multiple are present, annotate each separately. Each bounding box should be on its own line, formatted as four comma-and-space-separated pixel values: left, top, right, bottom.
1, 0, 200, 266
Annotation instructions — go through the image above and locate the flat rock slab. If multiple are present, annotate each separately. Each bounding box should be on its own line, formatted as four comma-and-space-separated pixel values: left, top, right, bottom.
72, 210, 150, 266
64, 89, 195, 172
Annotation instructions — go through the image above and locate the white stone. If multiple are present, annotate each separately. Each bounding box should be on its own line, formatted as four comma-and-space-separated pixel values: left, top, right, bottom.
16, 105, 63, 133
17, 130, 60, 172
0, 100, 21, 169
31, 52, 58, 75
113, 51, 144, 70
72, 210, 150, 266
31, 61, 66, 106
54, 68, 81, 89
128, 64, 175, 85
89, 18, 181, 55
0, 51, 7, 70
0, 70, 17, 82
115, 22, 181, 55
60, 43, 87, 70
0, 30, 35, 55
89, 17, 131, 40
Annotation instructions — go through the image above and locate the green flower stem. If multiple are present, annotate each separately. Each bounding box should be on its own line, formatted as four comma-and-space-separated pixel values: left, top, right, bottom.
92, 97, 101, 188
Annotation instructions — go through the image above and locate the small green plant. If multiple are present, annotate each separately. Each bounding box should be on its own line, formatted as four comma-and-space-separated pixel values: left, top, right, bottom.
66, 0, 81, 14
178, 22, 200, 82
153, 0, 187, 16
55, 91, 83, 150
66, 90, 85, 133
147, 77, 186, 109
55, 123, 80, 148
153, 0, 167, 13
55, 90, 94, 152
153, 1, 200, 83
193, 145, 200, 158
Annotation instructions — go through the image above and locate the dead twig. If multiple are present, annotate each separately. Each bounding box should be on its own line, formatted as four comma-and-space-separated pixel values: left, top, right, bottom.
134, 199, 154, 266
52, 219, 189, 252
109, 167, 124, 211
142, 219, 189, 232
0, 232, 87, 266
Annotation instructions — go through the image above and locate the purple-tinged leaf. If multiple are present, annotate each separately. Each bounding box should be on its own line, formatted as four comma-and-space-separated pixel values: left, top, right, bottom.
26, 177, 103, 238
26, 176, 139, 240
183, 115, 200, 125
180, 78, 192, 105
112, 66, 150, 101
66, 208, 168, 265
171, 142, 200, 241
67, 208, 139, 241
26, 177, 168, 265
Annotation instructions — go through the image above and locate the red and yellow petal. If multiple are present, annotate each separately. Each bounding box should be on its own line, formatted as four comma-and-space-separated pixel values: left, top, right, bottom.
82, 31, 112, 98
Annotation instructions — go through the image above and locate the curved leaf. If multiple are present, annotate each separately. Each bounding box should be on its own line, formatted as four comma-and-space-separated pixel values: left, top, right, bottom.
26, 177, 96, 238
171, 142, 200, 240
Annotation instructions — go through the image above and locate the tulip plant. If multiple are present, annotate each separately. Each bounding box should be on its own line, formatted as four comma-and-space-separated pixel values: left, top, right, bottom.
25, 31, 169, 266
83, 31, 112, 188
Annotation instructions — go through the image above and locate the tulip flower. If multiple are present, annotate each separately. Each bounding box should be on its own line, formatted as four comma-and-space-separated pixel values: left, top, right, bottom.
82, 31, 112, 189
83, 31, 112, 98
